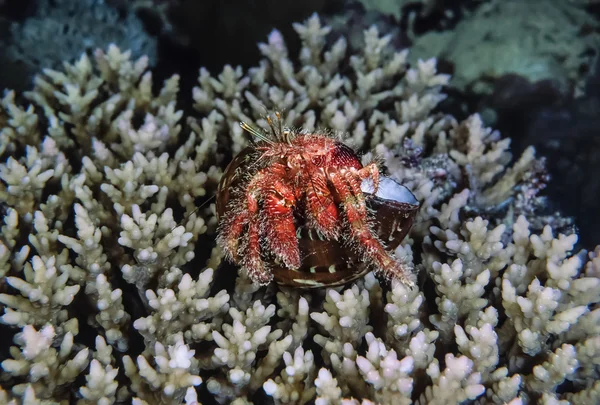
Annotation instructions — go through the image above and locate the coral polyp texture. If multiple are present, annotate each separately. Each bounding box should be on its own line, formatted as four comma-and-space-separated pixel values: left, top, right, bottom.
0, 13, 598, 405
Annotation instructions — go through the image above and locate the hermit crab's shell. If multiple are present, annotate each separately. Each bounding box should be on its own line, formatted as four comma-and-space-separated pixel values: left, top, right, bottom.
217, 147, 420, 288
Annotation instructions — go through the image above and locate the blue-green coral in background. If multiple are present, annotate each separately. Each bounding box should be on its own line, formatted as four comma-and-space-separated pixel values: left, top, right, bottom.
0, 13, 599, 405
0, 0, 156, 91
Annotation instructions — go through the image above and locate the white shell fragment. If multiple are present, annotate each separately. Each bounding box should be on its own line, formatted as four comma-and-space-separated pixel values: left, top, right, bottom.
361, 176, 419, 205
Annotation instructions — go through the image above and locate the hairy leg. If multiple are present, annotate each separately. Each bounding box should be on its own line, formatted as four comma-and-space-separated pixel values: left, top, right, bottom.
243, 219, 273, 284
343, 168, 368, 218
305, 169, 340, 239
241, 166, 300, 283
217, 209, 249, 262
260, 178, 300, 269
329, 170, 415, 286
219, 169, 274, 284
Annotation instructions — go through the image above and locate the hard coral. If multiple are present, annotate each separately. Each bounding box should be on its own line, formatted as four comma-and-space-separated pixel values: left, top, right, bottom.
409, 0, 600, 98
0, 0, 157, 92
0, 12, 598, 405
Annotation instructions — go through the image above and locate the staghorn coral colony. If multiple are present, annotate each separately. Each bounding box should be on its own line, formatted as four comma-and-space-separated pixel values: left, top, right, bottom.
1, 13, 599, 405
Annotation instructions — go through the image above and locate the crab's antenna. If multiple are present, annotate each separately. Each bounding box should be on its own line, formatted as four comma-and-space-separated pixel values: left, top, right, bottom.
240, 122, 274, 145
266, 114, 280, 142
276, 111, 283, 131
167, 194, 216, 234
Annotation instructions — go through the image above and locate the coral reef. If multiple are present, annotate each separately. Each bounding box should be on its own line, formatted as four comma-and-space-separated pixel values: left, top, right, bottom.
1, 13, 599, 405
409, 0, 600, 98
0, 0, 156, 92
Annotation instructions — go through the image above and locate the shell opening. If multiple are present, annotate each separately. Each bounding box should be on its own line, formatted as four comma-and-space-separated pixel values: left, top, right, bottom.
361, 177, 418, 205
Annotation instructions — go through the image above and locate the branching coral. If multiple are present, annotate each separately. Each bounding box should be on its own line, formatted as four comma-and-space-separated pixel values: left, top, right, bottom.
0, 12, 598, 405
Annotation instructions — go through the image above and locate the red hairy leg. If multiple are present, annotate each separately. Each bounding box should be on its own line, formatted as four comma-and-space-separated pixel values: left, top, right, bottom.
260, 178, 300, 269
217, 183, 271, 284
341, 161, 380, 222
329, 171, 415, 286
243, 219, 272, 285
217, 160, 286, 263
240, 182, 273, 284
305, 169, 340, 239
240, 165, 299, 283
218, 210, 249, 262
342, 168, 368, 218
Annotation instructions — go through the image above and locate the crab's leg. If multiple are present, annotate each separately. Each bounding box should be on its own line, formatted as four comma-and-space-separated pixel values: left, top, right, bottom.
244, 222, 273, 284
357, 162, 380, 192
260, 179, 300, 269
342, 168, 368, 218
217, 209, 249, 263
241, 184, 273, 285
305, 169, 340, 239
329, 171, 415, 287
240, 166, 299, 282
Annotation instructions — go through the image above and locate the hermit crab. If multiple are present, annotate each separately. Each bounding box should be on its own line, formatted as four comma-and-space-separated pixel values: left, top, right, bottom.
216, 113, 420, 288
